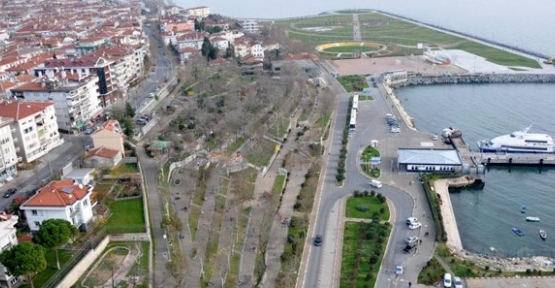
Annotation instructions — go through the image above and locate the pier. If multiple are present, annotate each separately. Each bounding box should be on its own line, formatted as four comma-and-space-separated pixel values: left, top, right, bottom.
448, 135, 555, 167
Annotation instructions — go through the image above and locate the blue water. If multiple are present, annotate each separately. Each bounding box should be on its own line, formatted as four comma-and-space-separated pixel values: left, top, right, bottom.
397, 84, 555, 257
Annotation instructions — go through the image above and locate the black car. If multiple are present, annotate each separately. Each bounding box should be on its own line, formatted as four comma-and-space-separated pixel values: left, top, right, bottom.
314, 234, 323, 246
3, 188, 17, 198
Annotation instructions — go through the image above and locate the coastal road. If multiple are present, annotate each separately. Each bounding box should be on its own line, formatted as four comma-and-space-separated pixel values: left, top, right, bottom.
300, 75, 435, 287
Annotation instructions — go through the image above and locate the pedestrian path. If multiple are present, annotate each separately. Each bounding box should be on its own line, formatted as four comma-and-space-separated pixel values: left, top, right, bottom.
353, 14, 362, 42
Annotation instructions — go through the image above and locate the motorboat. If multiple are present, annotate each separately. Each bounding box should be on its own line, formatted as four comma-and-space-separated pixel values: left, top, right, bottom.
521, 205, 527, 214
477, 126, 555, 153
525, 217, 540, 222
512, 227, 524, 237
539, 229, 547, 241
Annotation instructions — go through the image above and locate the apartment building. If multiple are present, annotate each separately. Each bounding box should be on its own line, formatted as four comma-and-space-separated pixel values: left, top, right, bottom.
187, 6, 210, 18
0, 101, 63, 163
0, 213, 19, 288
20, 179, 94, 232
11, 71, 103, 132
239, 20, 260, 34
0, 117, 18, 183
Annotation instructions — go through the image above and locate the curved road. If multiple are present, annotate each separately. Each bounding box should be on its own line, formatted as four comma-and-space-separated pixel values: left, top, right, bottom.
300, 75, 434, 288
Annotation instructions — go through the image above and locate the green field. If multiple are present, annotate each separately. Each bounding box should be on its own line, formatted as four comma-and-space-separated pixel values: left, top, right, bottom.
337, 75, 368, 92
340, 221, 391, 288
276, 12, 541, 68
345, 195, 389, 221
106, 198, 146, 233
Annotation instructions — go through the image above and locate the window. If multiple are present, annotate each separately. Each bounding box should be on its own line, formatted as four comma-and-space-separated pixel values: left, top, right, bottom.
34, 221, 40, 227
83, 199, 89, 206
31, 210, 38, 216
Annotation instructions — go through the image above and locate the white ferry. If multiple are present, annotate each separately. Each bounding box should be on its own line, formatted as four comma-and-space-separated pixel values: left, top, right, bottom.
477, 126, 555, 153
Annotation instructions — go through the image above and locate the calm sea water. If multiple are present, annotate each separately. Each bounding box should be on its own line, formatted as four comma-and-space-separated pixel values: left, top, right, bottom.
175, 0, 555, 55
398, 84, 555, 257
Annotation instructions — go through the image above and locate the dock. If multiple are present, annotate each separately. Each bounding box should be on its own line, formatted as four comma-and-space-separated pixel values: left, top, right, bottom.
448, 135, 555, 167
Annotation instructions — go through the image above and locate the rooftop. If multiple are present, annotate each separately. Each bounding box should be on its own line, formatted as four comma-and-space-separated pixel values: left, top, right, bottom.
22, 179, 91, 208
0, 101, 53, 120
397, 148, 462, 166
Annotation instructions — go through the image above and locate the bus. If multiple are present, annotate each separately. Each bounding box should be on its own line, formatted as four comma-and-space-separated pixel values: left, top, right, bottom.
352, 94, 359, 111
349, 108, 357, 131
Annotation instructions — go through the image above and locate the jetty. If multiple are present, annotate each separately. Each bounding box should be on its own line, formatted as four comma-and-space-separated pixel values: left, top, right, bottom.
447, 134, 555, 166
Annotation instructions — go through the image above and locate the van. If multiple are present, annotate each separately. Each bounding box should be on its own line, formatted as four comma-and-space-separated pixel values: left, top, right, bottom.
370, 180, 382, 188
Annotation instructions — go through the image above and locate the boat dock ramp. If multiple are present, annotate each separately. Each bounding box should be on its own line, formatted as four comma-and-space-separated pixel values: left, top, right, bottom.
449, 135, 555, 167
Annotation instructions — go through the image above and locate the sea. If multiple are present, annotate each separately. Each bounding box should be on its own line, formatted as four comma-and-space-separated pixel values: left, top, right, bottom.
173, 0, 555, 256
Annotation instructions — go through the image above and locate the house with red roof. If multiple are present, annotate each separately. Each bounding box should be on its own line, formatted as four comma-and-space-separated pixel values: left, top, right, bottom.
20, 179, 94, 232
91, 120, 125, 155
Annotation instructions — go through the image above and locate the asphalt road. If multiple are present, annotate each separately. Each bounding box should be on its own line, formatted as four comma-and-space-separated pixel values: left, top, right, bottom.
128, 26, 176, 112
302, 76, 418, 288
0, 134, 87, 211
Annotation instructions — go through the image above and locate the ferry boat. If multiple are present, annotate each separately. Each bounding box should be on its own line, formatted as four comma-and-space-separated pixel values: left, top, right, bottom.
477, 126, 555, 154
525, 216, 540, 222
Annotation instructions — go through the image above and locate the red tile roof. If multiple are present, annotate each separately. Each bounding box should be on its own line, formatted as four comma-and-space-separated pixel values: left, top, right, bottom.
22, 179, 91, 207
87, 147, 120, 159
0, 101, 53, 120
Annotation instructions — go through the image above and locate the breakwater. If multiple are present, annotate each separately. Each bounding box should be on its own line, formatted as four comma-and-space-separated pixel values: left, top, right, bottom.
397, 73, 555, 87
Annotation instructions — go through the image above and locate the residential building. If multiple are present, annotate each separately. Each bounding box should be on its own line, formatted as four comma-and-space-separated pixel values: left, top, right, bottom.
239, 20, 260, 34
36, 56, 116, 107
0, 101, 63, 163
20, 179, 94, 232
84, 147, 123, 168
250, 43, 265, 58
0, 213, 19, 288
187, 6, 210, 18
0, 117, 18, 183
11, 71, 103, 132
90, 120, 125, 155
61, 168, 96, 185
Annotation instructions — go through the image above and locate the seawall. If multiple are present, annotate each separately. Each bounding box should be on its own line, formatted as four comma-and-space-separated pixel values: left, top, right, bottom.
395, 73, 555, 87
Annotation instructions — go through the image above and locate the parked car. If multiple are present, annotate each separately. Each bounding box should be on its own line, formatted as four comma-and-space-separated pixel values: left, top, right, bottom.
403, 244, 414, 253
148, 92, 155, 98
395, 266, 403, 275
314, 234, 323, 246
443, 273, 452, 288
406, 217, 419, 225
3, 188, 17, 198
453, 276, 463, 288
408, 222, 422, 230
405, 236, 419, 245
135, 119, 148, 125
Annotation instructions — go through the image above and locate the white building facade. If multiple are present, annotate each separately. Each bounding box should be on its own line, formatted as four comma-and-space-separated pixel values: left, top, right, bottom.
0, 213, 19, 288
0, 117, 18, 182
21, 180, 94, 232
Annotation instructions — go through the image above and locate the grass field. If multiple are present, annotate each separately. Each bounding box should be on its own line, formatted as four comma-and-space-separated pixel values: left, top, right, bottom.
337, 75, 368, 92
340, 221, 391, 288
345, 196, 389, 221
106, 198, 146, 233
276, 12, 541, 68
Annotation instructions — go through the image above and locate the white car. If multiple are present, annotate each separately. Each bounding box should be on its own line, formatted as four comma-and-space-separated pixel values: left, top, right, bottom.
443, 273, 452, 288
148, 92, 155, 98
405, 236, 419, 245
406, 217, 419, 225
395, 266, 403, 275
453, 276, 463, 288
408, 222, 422, 230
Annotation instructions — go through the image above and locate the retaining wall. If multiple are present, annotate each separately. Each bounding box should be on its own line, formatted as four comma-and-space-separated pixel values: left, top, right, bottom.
56, 236, 110, 288
402, 73, 555, 87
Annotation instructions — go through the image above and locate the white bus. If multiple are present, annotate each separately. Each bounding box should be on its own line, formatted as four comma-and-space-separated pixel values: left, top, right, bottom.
352, 94, 359, 110
349, 108, 357, 131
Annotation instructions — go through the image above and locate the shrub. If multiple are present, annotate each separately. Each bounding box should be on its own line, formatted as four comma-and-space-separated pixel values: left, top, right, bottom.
370, 190, 376, 197
336, 174, 345, 182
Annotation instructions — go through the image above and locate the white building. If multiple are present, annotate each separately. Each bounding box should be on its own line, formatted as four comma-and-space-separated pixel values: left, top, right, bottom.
239, 20, 260, 34
250, 43, 265, 58
0, 117, 18, 182
20, 179, 94, 232
0, 213, 19, 288
0, 101, 63, 163
11, 72, 103, 132
187, 6, 210, 18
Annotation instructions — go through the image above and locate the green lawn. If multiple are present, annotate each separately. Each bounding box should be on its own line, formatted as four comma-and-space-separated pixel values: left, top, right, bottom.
345, 196, 389, 221
361, 146, 380, 162
106, 198, 146, 233
225, 137, 245, 155
340, 221, 391, 288
359, 95, 373, 101
417, 257, 446, 285
272, 175, 287, 194
337, 75, 369, 92
245, 139, 277, 167
277, 12, 541, 68
111, 163, 139, 175
188, 205, 201, 240
23, 249, 73, 288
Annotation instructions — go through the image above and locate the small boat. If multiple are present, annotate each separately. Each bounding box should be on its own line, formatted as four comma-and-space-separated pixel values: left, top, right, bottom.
512, 227, 524, 237
521, 205, 527, 214
539, 229, 547, 241
526, 217, 540, 222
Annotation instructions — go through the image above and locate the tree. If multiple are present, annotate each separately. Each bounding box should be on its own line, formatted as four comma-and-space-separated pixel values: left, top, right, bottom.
121, 117, 135, 138
194, 19, 205, 31
34, 219, 77, 269
125, 101, 136, 118
201, 37, 212, 57
0, 243, 46, 288
208, 46, 219, 60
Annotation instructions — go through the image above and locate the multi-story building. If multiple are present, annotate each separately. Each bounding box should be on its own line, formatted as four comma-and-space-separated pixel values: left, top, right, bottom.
239, 20, 260, 34
0, 101, 63, 163
0, 213, 19, 288
0, 117, 18, 182
11, 71, 103, 132
187, 6, 210, 18
20, 179, 94, 232
36, 55, 116, 107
